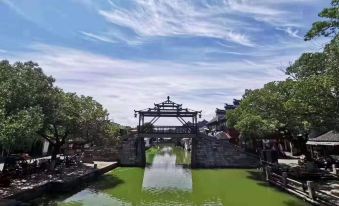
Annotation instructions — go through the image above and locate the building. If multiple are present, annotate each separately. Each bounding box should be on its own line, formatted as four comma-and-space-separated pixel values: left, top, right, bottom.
207, 99, 240, 133
207, 108, 227, 132
306, 130, 339, 159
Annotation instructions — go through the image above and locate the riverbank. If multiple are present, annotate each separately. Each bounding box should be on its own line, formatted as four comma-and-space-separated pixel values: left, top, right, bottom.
0, 161, 117, 205
31, 145, 309, 206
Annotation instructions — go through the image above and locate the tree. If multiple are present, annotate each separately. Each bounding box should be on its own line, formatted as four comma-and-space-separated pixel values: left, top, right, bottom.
37, 91, 81, 165
305, 0, 339, 40
38, 91, 118, 167
286, 53, 326, 79
100, 122, 123, 145
0, 60, 52, 155
0, 60, 123, 168
138, 123, 154, 133
227, 80, 316, 152
76, 96, 110, 143
227, 1, 339, 155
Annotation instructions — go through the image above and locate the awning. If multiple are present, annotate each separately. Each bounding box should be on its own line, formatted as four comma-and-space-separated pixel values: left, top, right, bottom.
306, 141, 339, 146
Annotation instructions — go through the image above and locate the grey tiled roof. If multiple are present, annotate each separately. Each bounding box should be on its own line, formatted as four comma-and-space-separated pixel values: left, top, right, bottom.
309, 130, 339, 142
208, 116, 218, 124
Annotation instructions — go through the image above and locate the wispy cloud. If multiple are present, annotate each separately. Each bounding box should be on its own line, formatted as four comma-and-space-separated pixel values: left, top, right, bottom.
6, 44, 288, 125
284, 27, 303, 39
1, 0, 329, 126
80, 31, 117, 44
98, 0, 255, 47
225, 0, 319, 28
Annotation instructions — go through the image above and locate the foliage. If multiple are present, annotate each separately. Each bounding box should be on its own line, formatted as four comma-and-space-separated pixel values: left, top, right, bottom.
228, 1, 339, 146
0, 60, 122, 162
139, 122, 154, 133
0, 60, 48, 153
286, 53, 326, 79
305, 0, 339, 40
96, 122, 124, 146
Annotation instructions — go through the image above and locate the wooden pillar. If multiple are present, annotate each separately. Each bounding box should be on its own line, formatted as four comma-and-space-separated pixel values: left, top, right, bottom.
333, 164, 337, 175
307, 181, 315, 200
265, 166, 272, 182
138, 114, 141, 133
282, 172, 288, 187
195, 116, 198, 134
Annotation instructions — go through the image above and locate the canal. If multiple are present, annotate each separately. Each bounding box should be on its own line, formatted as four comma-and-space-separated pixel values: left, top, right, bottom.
33, 145, 308, 206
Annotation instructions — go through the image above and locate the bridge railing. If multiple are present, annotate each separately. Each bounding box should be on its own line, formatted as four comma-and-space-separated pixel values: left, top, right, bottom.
141, 126, 197, 134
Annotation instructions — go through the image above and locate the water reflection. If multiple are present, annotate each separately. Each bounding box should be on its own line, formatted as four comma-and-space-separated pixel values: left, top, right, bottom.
142, 146, 192, 191
32, 145, 309, 206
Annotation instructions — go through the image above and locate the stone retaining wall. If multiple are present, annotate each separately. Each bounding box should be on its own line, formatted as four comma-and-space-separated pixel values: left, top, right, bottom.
118, 134, 259, 168
191, 134, 259, 168
119, 135, 145, 167
0, 163, 117, 205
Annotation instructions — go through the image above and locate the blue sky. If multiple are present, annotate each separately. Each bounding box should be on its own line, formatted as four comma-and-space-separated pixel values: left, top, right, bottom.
0, 0, 332, 126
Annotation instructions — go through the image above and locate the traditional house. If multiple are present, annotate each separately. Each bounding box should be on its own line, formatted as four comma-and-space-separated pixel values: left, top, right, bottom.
207, 108, 227, 132
207, 99, 241, 135
306, 130, 339, 159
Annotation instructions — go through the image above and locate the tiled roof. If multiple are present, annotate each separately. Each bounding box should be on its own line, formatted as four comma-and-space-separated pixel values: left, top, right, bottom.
309, 130, 339, 142
208, 116, 218, 124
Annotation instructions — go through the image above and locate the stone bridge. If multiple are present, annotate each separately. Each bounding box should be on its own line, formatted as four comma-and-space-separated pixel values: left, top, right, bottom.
120, 97, 259, 168
118, 134, 259, 168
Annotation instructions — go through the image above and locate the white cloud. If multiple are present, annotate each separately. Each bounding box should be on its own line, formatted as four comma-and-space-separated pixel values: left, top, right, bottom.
226, 0, 285, 16
77, 0, 323, 47
284, 27, 303, 39
225, 0, 318, 28
6, 44, 290, 125
98, 0, 255, 47
80, 31, 117, 43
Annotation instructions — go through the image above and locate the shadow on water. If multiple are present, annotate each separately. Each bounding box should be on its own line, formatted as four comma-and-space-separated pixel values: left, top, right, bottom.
31, 145, 310, 206
30, 175, 125, 206
246, 170, 270, 186
246, 170, 310, 206
283, 200, 309, 206
88, 175, 125, 191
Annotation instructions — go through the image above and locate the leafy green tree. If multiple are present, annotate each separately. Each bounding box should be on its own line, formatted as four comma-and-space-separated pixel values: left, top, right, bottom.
38, 91, 118, 165
305, 0, 338, 40
0, 60, 123, 168
99, 122, 123, 145
138, 122, 154, 133
286, 53, 326, 79
227, 1, 339, 154
76, 96, 110, 143
0, 60, 52, 155
38, 91, 82, 163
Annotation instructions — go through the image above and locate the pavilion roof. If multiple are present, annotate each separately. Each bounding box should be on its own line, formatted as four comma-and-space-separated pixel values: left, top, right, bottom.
134, 96, 201, 117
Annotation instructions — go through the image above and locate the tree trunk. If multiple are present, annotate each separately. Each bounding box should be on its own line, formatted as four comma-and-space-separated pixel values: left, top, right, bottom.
251, 137, 257, 153
50, 144, 61, 170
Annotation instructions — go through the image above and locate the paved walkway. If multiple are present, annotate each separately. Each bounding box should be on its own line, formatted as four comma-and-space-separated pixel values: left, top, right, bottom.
278, 159, 299, 167
84, 161, 118, 169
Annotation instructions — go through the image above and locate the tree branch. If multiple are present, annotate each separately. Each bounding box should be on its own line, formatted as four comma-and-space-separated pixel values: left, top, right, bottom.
37, 131, 55, 145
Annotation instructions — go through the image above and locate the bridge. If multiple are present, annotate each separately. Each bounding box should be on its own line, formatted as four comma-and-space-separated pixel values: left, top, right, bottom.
134, 96, 201, 138
119, 97, 259, 168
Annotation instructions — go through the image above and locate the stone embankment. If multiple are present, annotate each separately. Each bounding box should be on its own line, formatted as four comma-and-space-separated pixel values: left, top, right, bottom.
119, 133, 259, 168
191, 134, 259, 168
0, 162, 117, 205
119, 135, 145, 167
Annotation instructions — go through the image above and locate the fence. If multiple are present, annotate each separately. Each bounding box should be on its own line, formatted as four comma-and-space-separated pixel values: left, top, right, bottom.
264, 166, 339, 206
142, 126, 197, 134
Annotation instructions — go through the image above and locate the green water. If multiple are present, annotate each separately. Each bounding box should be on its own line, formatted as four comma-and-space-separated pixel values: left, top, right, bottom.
34, 145, 308, 206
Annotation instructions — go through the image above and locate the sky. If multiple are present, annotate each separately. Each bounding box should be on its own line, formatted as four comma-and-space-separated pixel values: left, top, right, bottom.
0, 0, 332, 126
